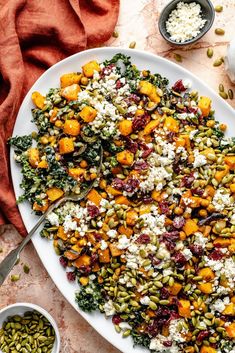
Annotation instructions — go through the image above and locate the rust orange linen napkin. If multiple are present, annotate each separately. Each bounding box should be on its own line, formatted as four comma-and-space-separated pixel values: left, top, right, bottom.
0, 0, 119, 235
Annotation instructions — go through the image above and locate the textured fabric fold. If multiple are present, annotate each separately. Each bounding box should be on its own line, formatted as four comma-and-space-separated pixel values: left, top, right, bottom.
0, 0, 119, 235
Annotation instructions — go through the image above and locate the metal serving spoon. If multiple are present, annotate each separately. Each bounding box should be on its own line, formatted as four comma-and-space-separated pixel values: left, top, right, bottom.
0, 146, 103, 286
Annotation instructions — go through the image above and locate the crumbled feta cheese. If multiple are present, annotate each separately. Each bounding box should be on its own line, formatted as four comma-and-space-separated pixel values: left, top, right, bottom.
166, 2, 207, 43
103, 300, 115, 316
117, 235, 130, 249
63, 215, 77, 233
193, 149, 207, 168
212, 188, 233, 211
140, 296, 150, 305
107, 229, 117, 238
182, 248, 193, 260
100, 240, 108, 250
47, 212, 59, 226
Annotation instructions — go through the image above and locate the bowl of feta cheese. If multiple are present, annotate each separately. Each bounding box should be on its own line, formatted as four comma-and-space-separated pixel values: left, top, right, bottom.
158, 0, 215, 46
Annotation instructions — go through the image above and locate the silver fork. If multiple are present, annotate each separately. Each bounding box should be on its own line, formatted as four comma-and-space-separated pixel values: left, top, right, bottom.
0, 146, 103, 286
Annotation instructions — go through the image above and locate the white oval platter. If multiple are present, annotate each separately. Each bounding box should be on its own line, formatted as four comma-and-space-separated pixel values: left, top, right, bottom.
10, 47, 235, 353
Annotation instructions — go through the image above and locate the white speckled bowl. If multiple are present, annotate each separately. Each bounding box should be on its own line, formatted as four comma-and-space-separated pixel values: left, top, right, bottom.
0, 303, 60, 353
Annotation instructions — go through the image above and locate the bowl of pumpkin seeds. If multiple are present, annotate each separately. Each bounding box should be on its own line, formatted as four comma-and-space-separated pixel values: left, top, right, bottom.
0, 303, 60, 353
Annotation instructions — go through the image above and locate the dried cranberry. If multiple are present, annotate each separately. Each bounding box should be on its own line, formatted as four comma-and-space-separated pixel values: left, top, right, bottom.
87, 205, 100, 218
94, 233, 102, 241
133, 160, 149, 171
164, 240, 175, 252
163, 231, 179, 240
181, 174, 195, 188
172, 79, 186, 92
101, 64, 115, 77
123, 178, 139, 193
188, 107, 198, 114
173, 216, 186, 229
91, 253, 99, 264
174, 252, 187, 267
79, 265, 91, 275
209, 249, 223, 260
59, 256, 68, 268
189, 245, 203, 257
143, 196, 153, 204
139, 142, 153, 158
132, 114, 148, 131
159, 201, 170, 215
112, 178, 124, 191
147, 322, 159, 337
191, 188, 204, 196
160, 288, 170, 299
124, 137, 138, 154
197, 330, 210, 342
167, 131, 176, 143
163, 341, 172, 347
66, 271, 76, 281
136, 234, 150, 244
129, 94, 140, 103
112, 315, 122, 325
116, 79, 123, 89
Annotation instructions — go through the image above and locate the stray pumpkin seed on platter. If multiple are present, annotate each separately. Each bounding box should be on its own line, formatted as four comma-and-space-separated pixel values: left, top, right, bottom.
10, 54, 235, 353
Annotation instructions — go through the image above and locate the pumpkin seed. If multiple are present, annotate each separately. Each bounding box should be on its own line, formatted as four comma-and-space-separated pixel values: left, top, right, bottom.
228, 89, 234, 99
213, 58, 223, 67
207, 48, 213, 58
215, 28, 225, 35
215, 5, 223, 12
219, 91, 228, 99
174, 53, 182, 62
112, 30, 119, 38
129, 41, 136, 49
219, 83, 224, 92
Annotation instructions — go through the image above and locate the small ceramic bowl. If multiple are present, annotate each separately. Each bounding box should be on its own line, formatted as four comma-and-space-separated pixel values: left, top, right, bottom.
158, 0, 215, 46
0, 303, 60, 353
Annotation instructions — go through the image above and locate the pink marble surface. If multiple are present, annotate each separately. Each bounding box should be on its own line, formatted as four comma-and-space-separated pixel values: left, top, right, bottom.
1, 1, 235, 352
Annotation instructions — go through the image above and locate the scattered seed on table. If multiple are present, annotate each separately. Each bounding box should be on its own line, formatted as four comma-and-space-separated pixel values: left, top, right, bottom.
174, 53, 182, 62
207, 48, 213, 58
112, 30, 119, 38
213, 58, 223, 67
215, 28, 225, 35
129, 41, 136, 49
219, 91, 228, 99
215, 5, 223, 12
219, 83, 224, 92
10, 274, 20, 282
23, 264, 30, 274
228, 89, 234, 99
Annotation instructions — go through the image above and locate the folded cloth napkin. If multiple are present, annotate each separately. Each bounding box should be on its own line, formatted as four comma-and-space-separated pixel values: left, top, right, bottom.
0, 0, 119, 235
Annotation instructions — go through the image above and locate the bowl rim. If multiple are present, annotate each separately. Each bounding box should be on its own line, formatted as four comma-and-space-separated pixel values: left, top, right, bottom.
0, 302, 60, 353
158, 0, 215, 46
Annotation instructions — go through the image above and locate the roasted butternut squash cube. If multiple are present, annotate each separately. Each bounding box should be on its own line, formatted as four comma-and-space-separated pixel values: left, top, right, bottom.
225, 156, 235, 169
82, 60, 101, 78
74, 254, 91, 268
31, 91, 45, 109
61, 83, 80, 101
79, 276, 89, 286
109, 243, 123, 257
183, 219, 199, 236
143, 120, 160, 135
119, 120, 133, 136
118, 225, 133, 237
226, 323, 235, 338
215, 165, 230, 182
222, 303, 235, 316
116, 150, 134, 166
198, 268, 215, 281
115, 195, 130, 206
64, 250, 80, 260
198, 282, 213, 294
213, 237, 231, 247
126, 210, 138, 226
178, 299, 191, 318
98, 248, 110, 263
106, 186, 122, 196
68, 168, 85, 179
138, 80, 154, 95
33, 199, 49, 213
79, 105, 97, 122
198, 96, 211, 117
87, 189, 102, 206
60, 72, 82, 88
37, 160, 48, 169
57, 226, 68, 240
63, 119, 81, 136
28, 148, 40, 168
58, 137, 74, 154
46, 187, 64, 202
168, 282, 182, 296
200, 346, 217, 353
164, 116, 179, 133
